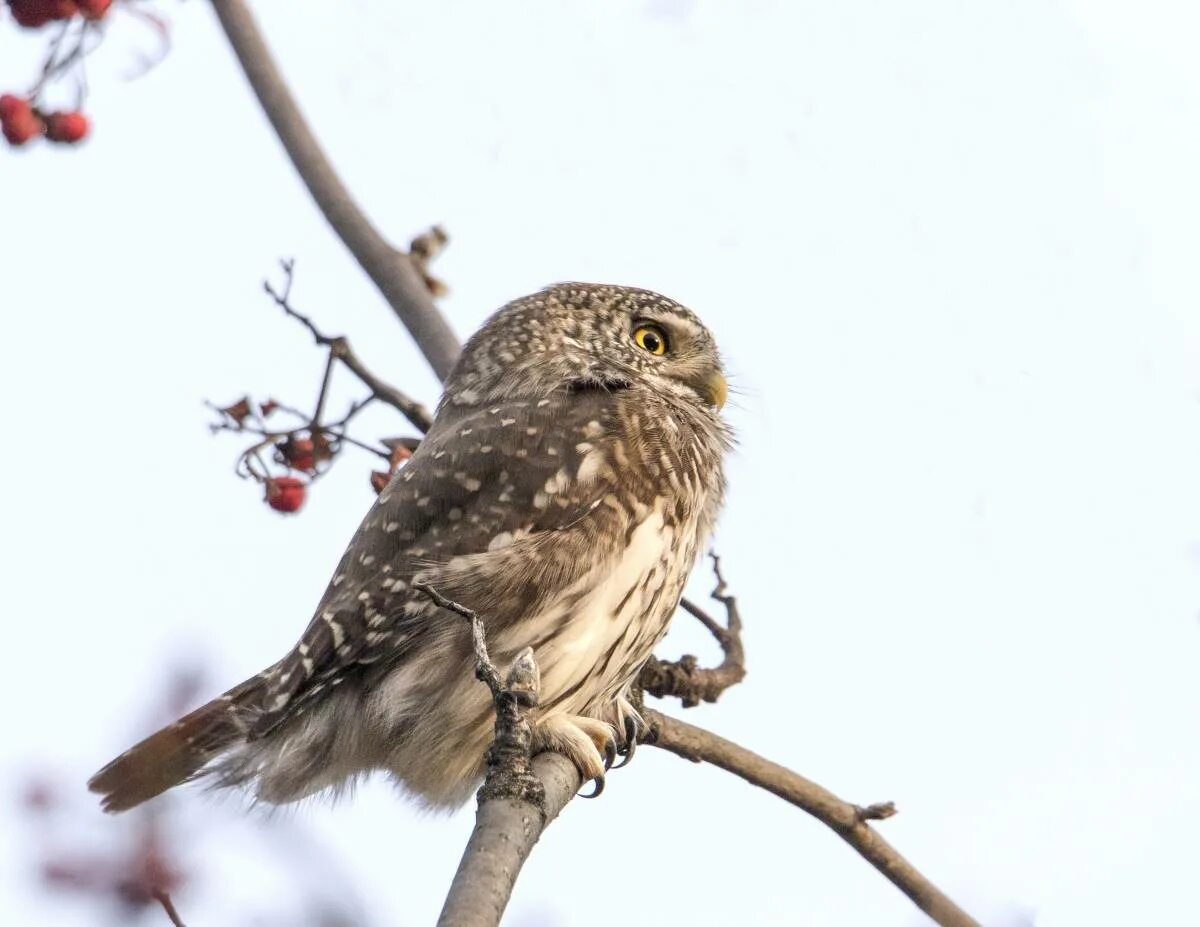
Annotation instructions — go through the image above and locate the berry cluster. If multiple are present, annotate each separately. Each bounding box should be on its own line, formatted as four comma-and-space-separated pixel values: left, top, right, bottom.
5, 0, 111, 29
1, 94, 88, 145
2, 0, 121, 147
212, 391, 419, 517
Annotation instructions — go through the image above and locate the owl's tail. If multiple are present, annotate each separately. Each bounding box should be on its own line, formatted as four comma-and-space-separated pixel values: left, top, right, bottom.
87, 675, 265, 813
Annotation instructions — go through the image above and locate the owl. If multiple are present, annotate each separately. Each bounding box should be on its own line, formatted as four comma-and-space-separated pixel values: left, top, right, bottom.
90, 283, 730, 811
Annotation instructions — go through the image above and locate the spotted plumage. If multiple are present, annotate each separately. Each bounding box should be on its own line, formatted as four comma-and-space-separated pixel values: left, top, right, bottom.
89, 283, 730, 812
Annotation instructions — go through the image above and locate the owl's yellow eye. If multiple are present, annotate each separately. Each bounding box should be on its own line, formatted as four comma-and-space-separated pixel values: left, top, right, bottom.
632, 324, 669, 356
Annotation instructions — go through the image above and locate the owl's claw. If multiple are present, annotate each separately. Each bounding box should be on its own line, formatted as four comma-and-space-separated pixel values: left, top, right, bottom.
611, 714, 641, 770
532, 713, 617, 798
579, 771, 605, 798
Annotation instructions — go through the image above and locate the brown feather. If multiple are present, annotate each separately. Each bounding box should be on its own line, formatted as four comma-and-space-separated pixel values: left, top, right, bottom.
88, 675, 264, 813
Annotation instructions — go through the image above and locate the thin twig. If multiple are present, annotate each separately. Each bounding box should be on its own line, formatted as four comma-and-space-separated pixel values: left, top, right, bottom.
639, 552, 746, 706
152, 889, 187, 927
264, 261, 435, 433
209, 0, 461, 381
327, 395, 375, 430
312, 351, 336, 425
644, 710, 981, 927
410, 582, 544, 805
411, 581, 502, 694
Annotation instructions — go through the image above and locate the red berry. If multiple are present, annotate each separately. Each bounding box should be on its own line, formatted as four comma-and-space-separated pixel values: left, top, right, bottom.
277, 435, 316, 473
44, 111, 89, 144
7, 1, 53, 27
1, 97, 43, 146
0, 94, 27, 120
264, 476, 306, 514
7, 0, 77, 28
75, 0, 110, 18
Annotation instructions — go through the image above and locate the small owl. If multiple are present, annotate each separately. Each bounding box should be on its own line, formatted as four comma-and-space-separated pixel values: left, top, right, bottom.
90, 283, 730, 811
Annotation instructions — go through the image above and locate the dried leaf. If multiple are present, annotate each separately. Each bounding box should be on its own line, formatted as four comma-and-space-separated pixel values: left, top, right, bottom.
218, 397, 252, 425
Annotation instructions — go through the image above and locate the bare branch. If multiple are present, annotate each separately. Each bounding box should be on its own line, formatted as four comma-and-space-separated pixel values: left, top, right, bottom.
411, 581, 503, 695
640, 552, 746, 706
411, 582, 582, 927
209, 0, 461, 381
264, 261, 435, 433
644, 710, 981, 927
438, 752, 579, 927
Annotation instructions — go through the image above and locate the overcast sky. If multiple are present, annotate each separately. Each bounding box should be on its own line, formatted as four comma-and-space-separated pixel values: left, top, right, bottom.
3, 1, 1200, 925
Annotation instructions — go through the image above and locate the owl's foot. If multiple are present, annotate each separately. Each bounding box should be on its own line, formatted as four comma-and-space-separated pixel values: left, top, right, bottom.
533, 713, 617, 797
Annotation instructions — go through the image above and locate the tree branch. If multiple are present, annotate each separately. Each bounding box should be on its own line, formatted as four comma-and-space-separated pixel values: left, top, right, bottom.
644, 710, 981, 927
209, 0, 462, 381
412, 582, 583, 927
639, 553, 746, 706
437, 752, 579, 927
264, 259, 434, 433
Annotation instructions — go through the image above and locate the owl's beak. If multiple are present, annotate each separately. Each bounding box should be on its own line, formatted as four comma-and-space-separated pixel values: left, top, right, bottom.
703, 371, 728, 411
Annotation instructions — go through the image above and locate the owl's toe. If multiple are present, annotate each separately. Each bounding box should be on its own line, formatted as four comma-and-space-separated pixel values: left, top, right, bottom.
533, 713, 616, 797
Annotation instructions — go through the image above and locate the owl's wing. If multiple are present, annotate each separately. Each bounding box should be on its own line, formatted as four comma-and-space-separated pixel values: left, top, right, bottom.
249, 387, 632, 735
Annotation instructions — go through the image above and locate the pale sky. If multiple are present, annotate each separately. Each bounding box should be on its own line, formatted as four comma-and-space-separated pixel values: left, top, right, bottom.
2, 2, 1199, 925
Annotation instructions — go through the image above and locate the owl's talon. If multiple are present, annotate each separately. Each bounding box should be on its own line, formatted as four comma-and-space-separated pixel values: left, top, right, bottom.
612, 714, 640, 770
580, 772, 605, 798
532, 713, 616, 796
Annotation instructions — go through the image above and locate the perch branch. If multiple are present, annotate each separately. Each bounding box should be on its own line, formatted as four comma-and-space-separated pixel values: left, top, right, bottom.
644, 710, 980, 927
209, 0, 461, 381
412, 583, 582, 927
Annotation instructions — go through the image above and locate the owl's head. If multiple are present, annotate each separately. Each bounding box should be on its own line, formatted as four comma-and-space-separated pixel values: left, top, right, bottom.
443, 283, 727, 413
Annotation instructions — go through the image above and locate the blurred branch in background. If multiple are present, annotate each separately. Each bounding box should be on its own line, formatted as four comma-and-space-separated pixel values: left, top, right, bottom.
19, 665, 373, 925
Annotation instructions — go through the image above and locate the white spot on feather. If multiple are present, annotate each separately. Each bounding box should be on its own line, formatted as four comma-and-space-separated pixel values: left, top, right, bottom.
544, 468, 570, 494
576, 448, 607, 483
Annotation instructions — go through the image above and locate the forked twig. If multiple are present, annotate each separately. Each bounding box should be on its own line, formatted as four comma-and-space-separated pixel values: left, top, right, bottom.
264, 260, 435, 434
640, 553, 746, 706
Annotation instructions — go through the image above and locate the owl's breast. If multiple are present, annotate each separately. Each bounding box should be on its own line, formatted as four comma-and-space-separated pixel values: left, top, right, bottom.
493, 491, 706, 718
